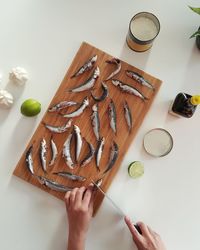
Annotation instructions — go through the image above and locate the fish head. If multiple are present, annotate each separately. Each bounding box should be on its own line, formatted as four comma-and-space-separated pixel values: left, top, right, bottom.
94, 67, 100, 78
101, 137, 105, 144
111, 79, 120, 86
92, 103, 98, 111
91, 55, 98, 62
101, 81, 108, 89
83, 97, 89, 106
36, 176, 45, 185
126, 70, 132, 77
73, 124, 80, 133
67, 119, 73, 127
114, 58, 120, 64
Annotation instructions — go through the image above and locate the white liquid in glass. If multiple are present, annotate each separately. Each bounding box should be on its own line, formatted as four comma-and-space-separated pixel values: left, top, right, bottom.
130, 17, 158, 41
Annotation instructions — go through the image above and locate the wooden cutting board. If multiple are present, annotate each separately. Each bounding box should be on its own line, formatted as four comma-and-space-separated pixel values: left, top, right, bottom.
13, 41, 162, 215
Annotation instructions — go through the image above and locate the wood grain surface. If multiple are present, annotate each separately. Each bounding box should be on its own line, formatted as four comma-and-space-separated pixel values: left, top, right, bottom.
13, 42, 162, 215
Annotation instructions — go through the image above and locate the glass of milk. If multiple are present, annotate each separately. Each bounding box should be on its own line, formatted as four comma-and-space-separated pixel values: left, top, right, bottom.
126, 12, 160, 52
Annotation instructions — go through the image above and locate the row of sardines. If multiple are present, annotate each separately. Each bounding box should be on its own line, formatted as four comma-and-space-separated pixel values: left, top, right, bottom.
25, 54, 155, 193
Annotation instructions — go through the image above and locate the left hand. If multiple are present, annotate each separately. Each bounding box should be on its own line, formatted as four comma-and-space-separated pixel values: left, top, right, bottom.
65, 185, 94, 240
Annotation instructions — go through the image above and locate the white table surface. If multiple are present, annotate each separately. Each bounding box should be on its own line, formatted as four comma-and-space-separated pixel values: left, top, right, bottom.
0, 0, 200, 249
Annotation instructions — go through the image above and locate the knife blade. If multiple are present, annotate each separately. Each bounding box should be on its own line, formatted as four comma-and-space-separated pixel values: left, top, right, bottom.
92, 180, 142, 234
92, 180, 126, 217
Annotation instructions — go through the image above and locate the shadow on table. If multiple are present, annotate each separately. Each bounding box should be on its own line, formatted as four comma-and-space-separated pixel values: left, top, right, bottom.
5, 80, 25, 100
0, 108, 11, 124
10, 115, 38, 148
0, 80, 25, 124
87, 204, 137, 250
119, 40, 151, 71
47, 216, 68, 250
9, 176, 68, 250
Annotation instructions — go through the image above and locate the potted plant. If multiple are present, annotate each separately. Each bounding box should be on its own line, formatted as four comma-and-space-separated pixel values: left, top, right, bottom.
189, 6, 200, 49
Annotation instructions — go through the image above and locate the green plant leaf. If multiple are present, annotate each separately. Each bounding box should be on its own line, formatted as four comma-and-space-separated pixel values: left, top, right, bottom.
189, 6, 200, 15
190, 30, 200, 38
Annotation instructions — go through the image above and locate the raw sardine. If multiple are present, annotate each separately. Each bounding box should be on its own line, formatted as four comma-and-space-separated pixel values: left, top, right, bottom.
25, 145, 34, 175
62, 97, 89, 118
53, 172, 86, 182
80, 140, 95, 167
74, 125, 82, 162
95, 137, 105, 171
43, 119, 72, 133
49, 136, 58, 166
91, 103, 100, 140
69, 67, 100, 92
105, 58, 121, 81
108, 100, 117, 134
36, 176, 73, 192
91, 82, 109, 102
123, 101, 133, 132
103, 141, 119, 174
63, 133, 74, 169
112, 79, 148, 101
71, 55, 97, 78
126, 70, 155, 91
48, 101, 78, 112
40, 138, 47, 173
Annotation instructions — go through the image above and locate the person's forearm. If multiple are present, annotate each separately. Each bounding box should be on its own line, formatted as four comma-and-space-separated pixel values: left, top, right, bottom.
67, 232, 86, 250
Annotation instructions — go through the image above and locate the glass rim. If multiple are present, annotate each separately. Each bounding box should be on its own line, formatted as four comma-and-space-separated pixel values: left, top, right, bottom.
129, 11, 161, 43
143, 128, 173, 157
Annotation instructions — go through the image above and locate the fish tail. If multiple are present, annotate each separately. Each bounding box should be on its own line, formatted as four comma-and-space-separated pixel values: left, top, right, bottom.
143, 96, 149, 101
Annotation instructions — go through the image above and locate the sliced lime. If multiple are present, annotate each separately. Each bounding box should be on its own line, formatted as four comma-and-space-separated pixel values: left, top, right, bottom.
21, 99, 41, 117
128, 161, 144, 178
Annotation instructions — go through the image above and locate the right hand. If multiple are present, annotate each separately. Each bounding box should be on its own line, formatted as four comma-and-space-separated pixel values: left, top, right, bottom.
125, 216, 166, 250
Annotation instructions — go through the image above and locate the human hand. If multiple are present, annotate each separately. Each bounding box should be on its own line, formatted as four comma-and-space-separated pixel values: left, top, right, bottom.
65, 185, 94, 250
125, 216, 166, 250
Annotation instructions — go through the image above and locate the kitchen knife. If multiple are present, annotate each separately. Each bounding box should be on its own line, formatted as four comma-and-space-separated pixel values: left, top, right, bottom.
92, 180, 142, 234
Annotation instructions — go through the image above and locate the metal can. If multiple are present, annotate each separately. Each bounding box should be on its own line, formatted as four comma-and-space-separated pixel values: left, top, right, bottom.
126, 12, 160, 52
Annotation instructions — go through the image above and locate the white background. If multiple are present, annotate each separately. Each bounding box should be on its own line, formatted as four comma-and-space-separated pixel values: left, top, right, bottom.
0, 0, 200, 249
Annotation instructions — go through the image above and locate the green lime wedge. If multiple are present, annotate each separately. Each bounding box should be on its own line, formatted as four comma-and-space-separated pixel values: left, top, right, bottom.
21, 99, 41, 117
128, 161, 144, 178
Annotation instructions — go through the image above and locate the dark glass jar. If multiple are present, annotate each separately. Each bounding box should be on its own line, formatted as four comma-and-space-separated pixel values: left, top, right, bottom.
170, 93, 198, 118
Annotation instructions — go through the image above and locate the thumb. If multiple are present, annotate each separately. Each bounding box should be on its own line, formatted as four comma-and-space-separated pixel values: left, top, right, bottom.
87, 183, 96, 211
124, 216, 143, 243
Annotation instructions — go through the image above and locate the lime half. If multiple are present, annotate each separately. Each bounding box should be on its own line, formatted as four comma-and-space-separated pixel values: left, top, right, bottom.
21, 99, 41, 117
128, 161, 144, 178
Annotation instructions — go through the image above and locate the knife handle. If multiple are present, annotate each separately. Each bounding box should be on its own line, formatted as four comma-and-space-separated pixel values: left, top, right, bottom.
134, 224, 142, 235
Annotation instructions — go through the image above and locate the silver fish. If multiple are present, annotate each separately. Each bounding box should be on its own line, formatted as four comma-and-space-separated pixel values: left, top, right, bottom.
44, 119, 72, 133
126, 70, 155, 91
49, 136, 58, 166
111, 79, 148, 101
91, 103, 100, 140
62, 97, 89, 118
71, 55, 97, 78
91, 82, 109, 102
36, 176, 73, 192
95, 137, 105, 171
69, 67, 100, 92
80, 139, 95, 167
53, 172, 86, 182
48, 101, 78, 112
95, 178, 103, 187
108, 100, 117, 134
40, 138, 47, 173
105, 58, 121, 81
123, 101, 133, 132
25, 145, 34, 175
63, 133, 75, 169
103, 141, 119, 175
74, 125, 82, 162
